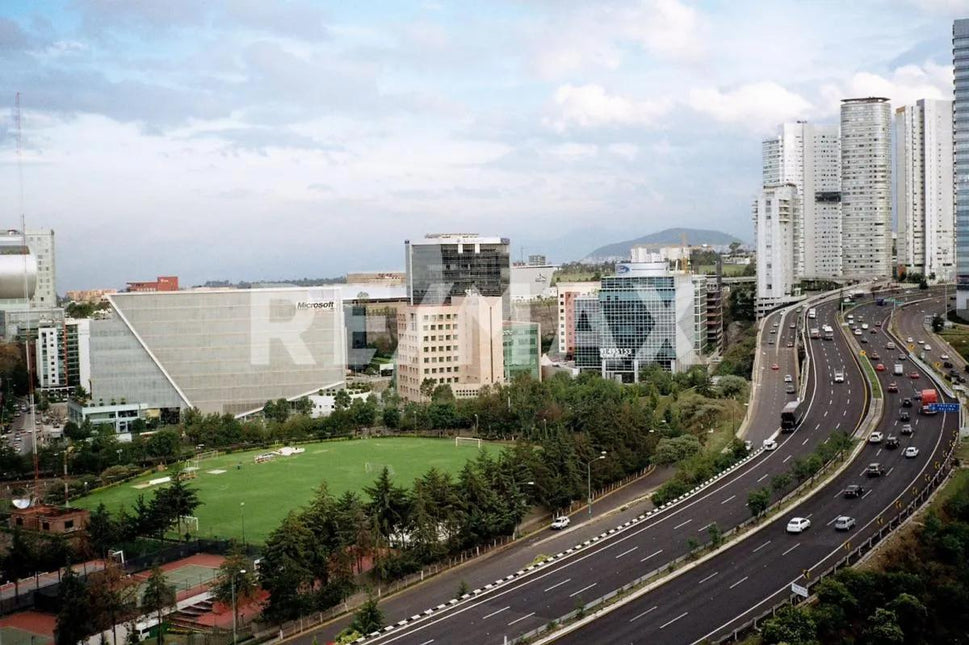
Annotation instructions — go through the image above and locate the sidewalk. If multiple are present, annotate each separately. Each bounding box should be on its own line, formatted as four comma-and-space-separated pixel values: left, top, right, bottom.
285, 465, 676, 645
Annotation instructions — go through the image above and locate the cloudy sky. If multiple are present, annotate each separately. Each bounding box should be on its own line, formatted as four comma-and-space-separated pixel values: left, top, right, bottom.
0, 0, 963, 291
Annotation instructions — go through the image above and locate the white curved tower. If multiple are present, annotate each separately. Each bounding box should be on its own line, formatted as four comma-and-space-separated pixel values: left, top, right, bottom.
0, 230, 37, 300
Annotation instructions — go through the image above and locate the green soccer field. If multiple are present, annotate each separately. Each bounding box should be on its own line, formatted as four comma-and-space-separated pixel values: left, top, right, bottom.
75, 438, 493, 544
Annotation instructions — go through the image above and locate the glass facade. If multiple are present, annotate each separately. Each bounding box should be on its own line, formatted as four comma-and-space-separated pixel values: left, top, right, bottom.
955, 20, 969, 310
503, 320, 540, 381
405, 235, 510, 317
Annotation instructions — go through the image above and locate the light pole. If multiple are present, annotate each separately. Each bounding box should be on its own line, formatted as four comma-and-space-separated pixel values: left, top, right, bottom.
586, 451, 607, 515
473, 414, 479, 436
231, 568, 247, 645
514, 481, 535, 538
240, 502, 246, 545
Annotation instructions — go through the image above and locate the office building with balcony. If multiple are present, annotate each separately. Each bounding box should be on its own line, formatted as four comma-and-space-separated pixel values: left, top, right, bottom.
954, 20, 969, 314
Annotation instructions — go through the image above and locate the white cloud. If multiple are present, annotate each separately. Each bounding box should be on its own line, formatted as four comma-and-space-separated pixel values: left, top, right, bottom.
544, 84, 672, 132
688, 82, 814, 132
607, 143, 639, 160
624, 0, 706, 63
818, 62, 953, 113
547, 142, 599, 162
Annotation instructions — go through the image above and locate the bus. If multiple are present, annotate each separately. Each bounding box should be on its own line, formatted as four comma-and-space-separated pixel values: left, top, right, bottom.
781, 399, 807, 432
822, 324, 834, 340
808, 308, 817, 319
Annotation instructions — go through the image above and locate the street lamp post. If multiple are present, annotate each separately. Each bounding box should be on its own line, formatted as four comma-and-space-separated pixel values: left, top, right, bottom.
231, 568, 247, 645
586, 451, 607, 515
514, 481, 535, 538
240, 502, 246, 545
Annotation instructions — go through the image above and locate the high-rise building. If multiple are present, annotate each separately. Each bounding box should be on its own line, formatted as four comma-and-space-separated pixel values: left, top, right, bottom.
895, 99, 955, 281
753, 184, 800, 316
841, 97, 892, 279
0, 229, 60, 339
572, 262, 710, 379
36, 325, 62, 390
64, 318, 91, 391
955, 20, 969, 314
556, 281, 600, 356
405, 234, 510, 317
503, 320, 540, 382
395, 294, 504, 401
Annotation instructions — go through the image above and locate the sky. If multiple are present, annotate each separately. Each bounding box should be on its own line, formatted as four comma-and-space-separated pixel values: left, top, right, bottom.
0, 0, 964, 291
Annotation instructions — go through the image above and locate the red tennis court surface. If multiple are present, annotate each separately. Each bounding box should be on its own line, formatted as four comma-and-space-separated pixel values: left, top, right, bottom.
0, 612, 55, 644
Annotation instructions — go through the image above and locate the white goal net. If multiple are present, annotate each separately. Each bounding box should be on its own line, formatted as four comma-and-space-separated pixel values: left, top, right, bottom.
454, 436, 482, 449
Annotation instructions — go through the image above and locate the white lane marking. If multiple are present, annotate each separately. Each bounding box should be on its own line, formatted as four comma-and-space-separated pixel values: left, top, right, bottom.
843, 409, 847, 416
826, 516, 838, 526
847, 399, 851, 406
673, 519, 693, 530
721, 495, 736, 505
783, 455, 792, 463
698, 522, 714, 533
629, 606, 658, 623
814, 423, 821, 430
829, 399, 833, 405
641, 549, 663, 562
757, 473, 769, 482
729, 576, 749, 589
507, 612, 535, 626
544, 578, 571, 593
802, 437, 809, 446
419, 640, 434, 645
482, 606, 510, 620
615, 546, 639, 559
570, 583, 596, 598
753, 540, 771, 553
876, 449, 882, 457
824, 410, 829, 417
782, 543, 800, 556
887, 467, 894, 477
660, 612, 689, 629
698, 572, 719, 584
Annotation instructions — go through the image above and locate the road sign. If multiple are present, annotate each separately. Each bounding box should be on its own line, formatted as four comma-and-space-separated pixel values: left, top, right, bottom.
908, 344, 915, 351
859, 350, 867, 357
791, 582, 809, 598
928, 402, 960, 413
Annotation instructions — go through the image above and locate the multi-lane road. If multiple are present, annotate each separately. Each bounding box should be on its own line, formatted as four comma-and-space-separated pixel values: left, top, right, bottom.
556, 293, 959, 643
355, 296, 881, 644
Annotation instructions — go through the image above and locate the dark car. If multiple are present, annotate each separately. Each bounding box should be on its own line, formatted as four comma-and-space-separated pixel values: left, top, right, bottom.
844, 484, 865, 498
902, 398, 912, 408
899, 410, 911, 422
944, 361, 954, 369
885, 435, 899, 449
866, 463, 886, 477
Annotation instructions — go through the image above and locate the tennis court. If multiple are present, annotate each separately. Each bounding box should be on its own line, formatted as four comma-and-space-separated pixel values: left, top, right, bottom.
0, 625, 51, 645
133, 562, 220, 602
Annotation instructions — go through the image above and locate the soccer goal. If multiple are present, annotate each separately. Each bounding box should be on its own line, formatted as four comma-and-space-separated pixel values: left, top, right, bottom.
107, 549, 125, 566
180, 516, 199, 534
196, 450, 221, 462
454, 436, 482, 449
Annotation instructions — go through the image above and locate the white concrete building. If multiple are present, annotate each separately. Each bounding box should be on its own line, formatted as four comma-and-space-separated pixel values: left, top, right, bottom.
955, 20, 969, 314
895, 99, 955, 281
754, 184, 801, 315
841, 98, 892, 279
36, 325, 62, 390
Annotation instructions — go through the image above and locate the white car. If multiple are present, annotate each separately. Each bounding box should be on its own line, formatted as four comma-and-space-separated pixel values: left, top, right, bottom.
763, 438, 778, 451
550, 516, 570, 530
834, 516, 856, 531
786, 517, 811, 534
862, 323, 869, 330
868, 431, 884, 444
924, 345, 932, 352
854, 329, 862, 336
904, 446, 920, 459
784, 374, 793, 383
907, 336, 914, 343
941, 353, 950, 360
834, 371, 845, 383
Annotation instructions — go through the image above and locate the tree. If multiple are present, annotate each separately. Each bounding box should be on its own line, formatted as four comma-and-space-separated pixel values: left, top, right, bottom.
365, 467, 411, 545
761, 605, 817, 644
864, 607, 905, 644
141, 566, 176, 645
86, 503, 118, 557
89, 562, 137, 645
2, 529, 37, 598
707, 522, 723, 549
419, 378, 437, 401
55, 567, 93, 645
747, 487, 771, 518
349, 593, 383, 635
212, 550, 257, 633
334, 390, 352, 411
155, 472, 202, 538
260, 512, 314, 623
652, 435, 702, 465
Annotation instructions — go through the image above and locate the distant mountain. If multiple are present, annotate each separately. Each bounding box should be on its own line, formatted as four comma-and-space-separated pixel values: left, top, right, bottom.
582, 227, 745, 262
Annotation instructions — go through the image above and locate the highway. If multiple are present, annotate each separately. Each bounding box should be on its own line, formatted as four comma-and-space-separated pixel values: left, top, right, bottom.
353, 297, 870, 645
297, 307, 807, 644
553, 293, 960, 644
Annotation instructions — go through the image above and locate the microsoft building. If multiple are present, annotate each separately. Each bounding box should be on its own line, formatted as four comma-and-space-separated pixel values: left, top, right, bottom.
88, 287, 346, 417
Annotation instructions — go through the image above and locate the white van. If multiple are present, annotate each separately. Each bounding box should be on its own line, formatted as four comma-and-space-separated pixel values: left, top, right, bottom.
893, 363, 904, 376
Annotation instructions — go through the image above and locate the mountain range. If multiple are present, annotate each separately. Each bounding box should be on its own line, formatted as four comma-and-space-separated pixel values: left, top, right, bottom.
581, 227, 746, 262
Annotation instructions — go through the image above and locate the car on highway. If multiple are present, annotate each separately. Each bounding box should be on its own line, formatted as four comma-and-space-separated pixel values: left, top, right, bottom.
886, 341, 896, 350
924, 345, 932, 352
904, 446, 920, 459
786, 341, 794, 348
785, 384, 796, 394
768, 338, 775, 345
834, 516, 856, 531
843, 484, 865, 498
875, 320, 882, 327
910, 372, 921, 379
862, 323, 869, 330
902, 397, 912, 407
900, 424, 913, 435
550, 516, 570, 530
771, 363, 779, 370
786, 517, 811, 534
860, 337, 869, 344
834, 371, 845, 383
770, 328, 777, 334
875, 363, 885, 372
887, 382, 898, 392
885, 435, 899, 449
918, 339, 924, 345
870, 328, 878, 334
941, 353, 950, 360
899, 410, 911, 422
898, 354, 907, 361
866, 463, 886, 477
784, 374, 793, 383
870, 352, 880, 360
763, 438, 778, 451
868, 431, 884, 444
790, 322, 796, 329
944, 361, 954, 369
854, 329, 863, 336
907, 336, 914, 343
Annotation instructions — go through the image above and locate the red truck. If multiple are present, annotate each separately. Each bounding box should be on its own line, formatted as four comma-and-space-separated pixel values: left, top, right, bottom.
920, 389, 938, 415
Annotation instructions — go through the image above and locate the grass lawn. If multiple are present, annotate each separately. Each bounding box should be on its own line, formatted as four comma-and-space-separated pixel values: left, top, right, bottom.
939, 326, 969, 362
75, 438, 493, 544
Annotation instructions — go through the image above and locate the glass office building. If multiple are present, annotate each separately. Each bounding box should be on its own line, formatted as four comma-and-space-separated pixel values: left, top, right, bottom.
955, 19, 969, 313
572, 263, 708, 380
503, 320, 541, 381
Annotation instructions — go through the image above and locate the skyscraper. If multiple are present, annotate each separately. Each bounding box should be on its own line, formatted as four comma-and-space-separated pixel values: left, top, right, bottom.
955, 19, 969, 314
761, 122, 842, 279
753, 184, 800, 316
841, 97, 892, 279
895, 99, 955, 281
